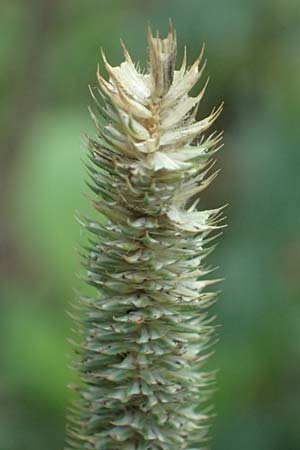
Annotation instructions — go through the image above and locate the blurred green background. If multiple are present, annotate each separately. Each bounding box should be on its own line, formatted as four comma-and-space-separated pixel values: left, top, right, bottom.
1, 0, 300, 449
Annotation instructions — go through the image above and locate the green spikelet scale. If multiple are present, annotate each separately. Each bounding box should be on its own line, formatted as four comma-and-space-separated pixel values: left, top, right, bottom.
66, 23, 224, 450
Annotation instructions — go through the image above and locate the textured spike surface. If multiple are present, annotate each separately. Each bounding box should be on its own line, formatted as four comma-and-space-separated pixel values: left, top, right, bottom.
66, 24, 224, 450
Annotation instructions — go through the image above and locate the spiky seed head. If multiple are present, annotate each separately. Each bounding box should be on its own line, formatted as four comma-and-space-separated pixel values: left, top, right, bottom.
65, 23, 224, 450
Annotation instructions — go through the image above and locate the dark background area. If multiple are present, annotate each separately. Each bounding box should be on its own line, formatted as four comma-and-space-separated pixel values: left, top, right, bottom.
1, 1, 300, 449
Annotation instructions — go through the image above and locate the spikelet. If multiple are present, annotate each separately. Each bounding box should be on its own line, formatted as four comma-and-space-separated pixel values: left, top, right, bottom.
65, 22, 224, 450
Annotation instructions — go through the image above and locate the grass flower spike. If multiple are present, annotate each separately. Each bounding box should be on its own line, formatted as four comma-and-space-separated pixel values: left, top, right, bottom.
66, 22, 224, 450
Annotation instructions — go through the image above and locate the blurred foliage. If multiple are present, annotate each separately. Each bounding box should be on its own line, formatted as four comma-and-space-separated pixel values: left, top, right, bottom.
0, 0, 300, 449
